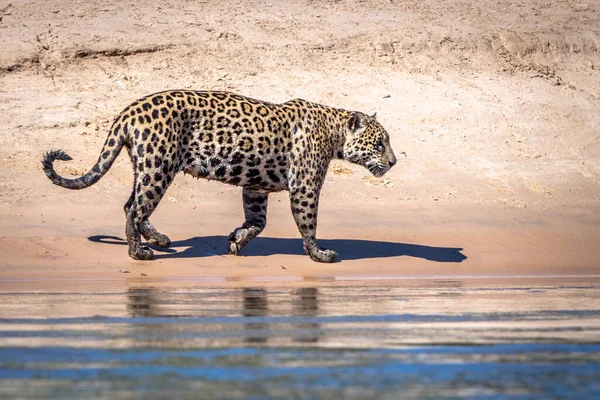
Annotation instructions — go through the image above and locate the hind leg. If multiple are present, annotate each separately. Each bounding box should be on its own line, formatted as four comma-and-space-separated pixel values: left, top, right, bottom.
125, 169, 174, 260
126, 209, 153, 260
124, 193, 171, 248
228, 188, 269, 255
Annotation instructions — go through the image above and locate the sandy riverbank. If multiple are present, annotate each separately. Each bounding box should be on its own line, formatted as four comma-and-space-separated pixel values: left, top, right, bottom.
0, 0, 598, 282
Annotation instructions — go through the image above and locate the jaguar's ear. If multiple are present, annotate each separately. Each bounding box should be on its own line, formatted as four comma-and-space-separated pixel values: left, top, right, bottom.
348, 112, 367, 135
371, 112, 377, 119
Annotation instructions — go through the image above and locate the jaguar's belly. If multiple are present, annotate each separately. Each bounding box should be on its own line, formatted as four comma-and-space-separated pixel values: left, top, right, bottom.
183, 160, 210, 179
183, 156, 289, 192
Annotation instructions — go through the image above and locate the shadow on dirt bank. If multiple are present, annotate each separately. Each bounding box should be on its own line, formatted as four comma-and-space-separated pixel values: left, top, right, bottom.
88, 235, 467, 263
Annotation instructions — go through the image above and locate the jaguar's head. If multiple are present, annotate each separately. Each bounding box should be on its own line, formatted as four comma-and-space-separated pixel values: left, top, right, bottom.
343, 112, 397, 177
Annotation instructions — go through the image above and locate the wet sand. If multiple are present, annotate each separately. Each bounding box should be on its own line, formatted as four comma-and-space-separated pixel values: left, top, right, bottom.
2, 200, 600, 282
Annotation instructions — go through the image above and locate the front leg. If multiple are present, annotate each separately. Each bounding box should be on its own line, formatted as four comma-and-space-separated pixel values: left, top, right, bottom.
290, 189, 338, 263
228, 188, 269, 255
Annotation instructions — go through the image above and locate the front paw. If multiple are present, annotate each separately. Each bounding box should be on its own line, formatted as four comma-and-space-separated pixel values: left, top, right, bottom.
147, 233, 171, 248
228, 228, 245, 255
228, 239, 240, 255
308, 248, 338, 263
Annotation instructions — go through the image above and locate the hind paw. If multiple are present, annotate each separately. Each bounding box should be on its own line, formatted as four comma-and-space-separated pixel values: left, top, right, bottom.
129, 246, 154, 260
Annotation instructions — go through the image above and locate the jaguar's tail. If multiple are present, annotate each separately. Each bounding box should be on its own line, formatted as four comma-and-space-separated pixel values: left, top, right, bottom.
42, 124, 128, 190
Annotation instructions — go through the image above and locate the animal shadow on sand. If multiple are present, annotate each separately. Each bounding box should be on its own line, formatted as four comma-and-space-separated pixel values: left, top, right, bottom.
88, 235, 467, 263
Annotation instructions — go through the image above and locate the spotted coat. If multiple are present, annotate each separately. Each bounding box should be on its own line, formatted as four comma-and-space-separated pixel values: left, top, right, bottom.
43, 90, 397, 262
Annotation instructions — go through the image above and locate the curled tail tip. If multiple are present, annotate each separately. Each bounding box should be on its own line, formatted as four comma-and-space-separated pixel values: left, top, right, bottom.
42, 150, 73, 184
44, 150, 73, 163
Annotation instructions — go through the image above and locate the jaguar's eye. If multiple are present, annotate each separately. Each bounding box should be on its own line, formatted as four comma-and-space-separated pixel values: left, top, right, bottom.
376, 141, 385, 153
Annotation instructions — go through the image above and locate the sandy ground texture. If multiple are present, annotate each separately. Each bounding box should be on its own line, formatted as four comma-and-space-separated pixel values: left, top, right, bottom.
0, 0, 599, 281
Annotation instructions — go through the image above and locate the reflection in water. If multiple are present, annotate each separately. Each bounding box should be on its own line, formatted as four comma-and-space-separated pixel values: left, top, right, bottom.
431, 280, 464, 297
1, 281, 599, 398
293, 288, 319, 343
240, 287, 321, 344
125, 286, 322, 345
242, 288, 269, 344
127, 287, 321, 344
128, 287, 159, 318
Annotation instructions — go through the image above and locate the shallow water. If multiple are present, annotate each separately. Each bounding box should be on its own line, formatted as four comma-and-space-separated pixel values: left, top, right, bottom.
1, 278, 599, 399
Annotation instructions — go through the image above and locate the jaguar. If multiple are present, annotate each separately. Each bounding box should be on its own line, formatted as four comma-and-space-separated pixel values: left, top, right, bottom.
43, 90, 396, 262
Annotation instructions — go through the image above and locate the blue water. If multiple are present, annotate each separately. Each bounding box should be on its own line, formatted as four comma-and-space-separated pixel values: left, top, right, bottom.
1, 282, 599, 399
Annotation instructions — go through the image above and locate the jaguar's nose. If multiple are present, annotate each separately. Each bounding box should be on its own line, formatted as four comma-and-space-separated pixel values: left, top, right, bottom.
389, 157, 397, 167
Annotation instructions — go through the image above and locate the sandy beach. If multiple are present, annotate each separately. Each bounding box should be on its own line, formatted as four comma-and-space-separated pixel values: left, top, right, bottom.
1, 0, 599, 282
